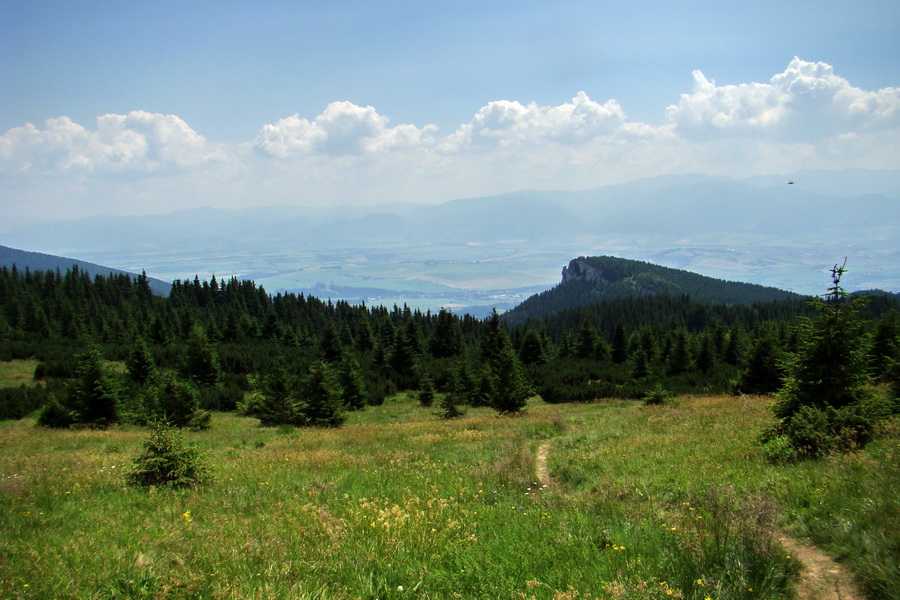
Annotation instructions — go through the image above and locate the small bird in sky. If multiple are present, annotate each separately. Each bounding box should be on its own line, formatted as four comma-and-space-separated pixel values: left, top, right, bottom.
786, 180, 795, 185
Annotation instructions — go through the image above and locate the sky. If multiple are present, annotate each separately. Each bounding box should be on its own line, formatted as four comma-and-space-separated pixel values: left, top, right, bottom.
1, 0, 898, 228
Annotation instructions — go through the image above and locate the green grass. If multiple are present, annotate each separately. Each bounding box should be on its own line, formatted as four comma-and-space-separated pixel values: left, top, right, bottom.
0, 395, 896, 599
0, 360, 38, 388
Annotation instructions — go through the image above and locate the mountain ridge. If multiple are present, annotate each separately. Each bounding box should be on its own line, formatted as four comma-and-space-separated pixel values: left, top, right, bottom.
504, 256, 809, 325
2, 170, 897, 312
0, 245, 171, 297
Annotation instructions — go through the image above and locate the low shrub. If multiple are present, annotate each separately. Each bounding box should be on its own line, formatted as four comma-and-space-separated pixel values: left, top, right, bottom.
125, 423, 212, 488
36, 395, 75, 428
0, 384, 51, 420
642, 383, 678, 406
764, 395, 892, 460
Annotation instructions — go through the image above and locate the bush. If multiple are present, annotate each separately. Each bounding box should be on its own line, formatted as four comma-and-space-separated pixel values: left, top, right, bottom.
642, 384, 678, 407
760, 435, 798, 464
125, 423, 212, 488
784, 399, 890, 459
144, 374, 211, 429
0, 384, 51, 420
36, 396, 75, 428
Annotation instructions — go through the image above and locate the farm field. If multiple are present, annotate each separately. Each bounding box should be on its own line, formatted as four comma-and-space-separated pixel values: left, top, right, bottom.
1, 394, 897, 599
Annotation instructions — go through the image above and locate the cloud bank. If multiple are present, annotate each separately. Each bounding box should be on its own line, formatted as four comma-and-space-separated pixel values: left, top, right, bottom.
2, 59, 897, 223
0, 111, 228, 173
666, 57, 900, 141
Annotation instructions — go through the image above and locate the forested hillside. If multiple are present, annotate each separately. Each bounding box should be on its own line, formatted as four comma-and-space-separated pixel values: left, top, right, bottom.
505, 256, 805, 325
0, 244, 170, 296
0, 258, 897, 427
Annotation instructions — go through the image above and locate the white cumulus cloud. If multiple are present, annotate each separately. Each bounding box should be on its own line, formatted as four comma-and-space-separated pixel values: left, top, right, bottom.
0, 111, 227, 173
444, 92, 628, 150
254, 101, 438, 157
666, 57, 900, 141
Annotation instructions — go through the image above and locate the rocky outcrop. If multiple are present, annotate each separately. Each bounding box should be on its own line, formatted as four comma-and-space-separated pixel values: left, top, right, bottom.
560, 258, 612, 285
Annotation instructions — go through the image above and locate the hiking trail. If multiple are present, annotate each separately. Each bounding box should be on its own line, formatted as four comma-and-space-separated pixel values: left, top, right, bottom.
533, 441, 865, 600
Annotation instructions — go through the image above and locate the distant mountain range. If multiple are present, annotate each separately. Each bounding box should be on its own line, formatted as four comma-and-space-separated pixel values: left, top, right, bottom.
0, 245, 171, 296
2, 169, 897, 313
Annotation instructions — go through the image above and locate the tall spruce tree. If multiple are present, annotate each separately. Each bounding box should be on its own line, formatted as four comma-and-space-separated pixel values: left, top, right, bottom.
338, 352, 368, 410
248, 363, 304, 426
481, 310, 531, 413
734, 334, 784, 395
429, 308, 463, 358
767, 262, 882, 458
299, 361, 346, 427
67, 344, 122, 426
180, 326, 221, 387
126, 336, 157, 386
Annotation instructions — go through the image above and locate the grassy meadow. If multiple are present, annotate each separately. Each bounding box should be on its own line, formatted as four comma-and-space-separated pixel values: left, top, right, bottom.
1, 391, 897, 599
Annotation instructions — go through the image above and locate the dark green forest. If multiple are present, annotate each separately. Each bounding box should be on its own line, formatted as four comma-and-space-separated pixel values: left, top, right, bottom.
1, 261, 898, 433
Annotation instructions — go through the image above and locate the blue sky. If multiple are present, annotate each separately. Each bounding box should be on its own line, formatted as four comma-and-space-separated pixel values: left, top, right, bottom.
1, 0, 898, 226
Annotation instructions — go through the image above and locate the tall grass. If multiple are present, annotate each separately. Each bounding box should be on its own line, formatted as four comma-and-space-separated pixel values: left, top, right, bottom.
0, 394, 895, 599
0, 360, 39, 388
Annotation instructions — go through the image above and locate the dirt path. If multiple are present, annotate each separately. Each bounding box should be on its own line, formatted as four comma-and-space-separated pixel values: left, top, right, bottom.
533, 441, 865, 600
776, 534, 864, 600
535, 442, 552, 488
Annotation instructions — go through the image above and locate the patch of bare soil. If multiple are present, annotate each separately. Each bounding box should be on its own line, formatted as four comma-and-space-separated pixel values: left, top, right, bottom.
776, 534, 865, 600
535, 442, 552, 488
534, 441, 866, 599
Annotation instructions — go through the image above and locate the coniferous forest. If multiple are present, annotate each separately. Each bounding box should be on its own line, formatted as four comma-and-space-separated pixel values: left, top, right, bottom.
2, 259, 900, 599
1, 259, 898, 429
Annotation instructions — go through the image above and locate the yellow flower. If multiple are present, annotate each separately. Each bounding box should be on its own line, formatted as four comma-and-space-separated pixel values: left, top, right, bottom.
696, 579, 704, 585
182, 510, 192, 524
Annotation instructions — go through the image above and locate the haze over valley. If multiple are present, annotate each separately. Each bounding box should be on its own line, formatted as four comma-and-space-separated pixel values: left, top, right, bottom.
3, 170, 898, 315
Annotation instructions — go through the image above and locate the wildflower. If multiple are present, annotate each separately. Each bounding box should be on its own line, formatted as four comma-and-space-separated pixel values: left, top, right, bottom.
182, 510, 192, 524
696, 579, 704, 585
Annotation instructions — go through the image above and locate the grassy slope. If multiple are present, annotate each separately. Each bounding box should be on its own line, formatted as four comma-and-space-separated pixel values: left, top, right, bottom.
0, 395, 896, 599
0, 361, 39, 388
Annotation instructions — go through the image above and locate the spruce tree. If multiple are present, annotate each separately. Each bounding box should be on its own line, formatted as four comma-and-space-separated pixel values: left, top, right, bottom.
518, 329, 548, 366
146, 373, 210, 429
126, 336, 157, 386
774, 263, 871, 418
417, 376, 436, 407
338, 352, 368, 410
298, 361, 346, 427
126, 422, 211, 489
248, 364, 303, 426
575, 321, 599, 360
180, 326, 221, 387
611, 322, 628, 364
766, 262, 882, 458
429, 309, 463, 358
734, 334, 784, 395
490, 343, 532, 414
67, 344, 122, 426
665, 329, 694, 376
